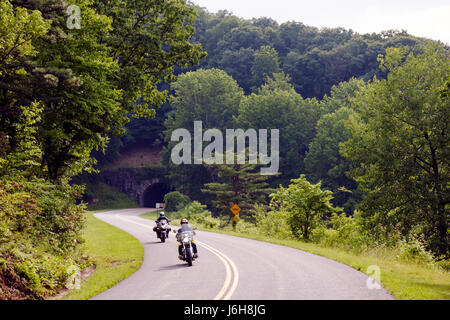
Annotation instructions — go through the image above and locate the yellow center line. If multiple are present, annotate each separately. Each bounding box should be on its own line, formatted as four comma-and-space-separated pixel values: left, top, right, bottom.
111, 212, 239, 300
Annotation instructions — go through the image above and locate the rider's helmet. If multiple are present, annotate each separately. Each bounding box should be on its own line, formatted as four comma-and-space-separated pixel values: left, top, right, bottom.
180, 218, 188, 225
160, 212, 165, 217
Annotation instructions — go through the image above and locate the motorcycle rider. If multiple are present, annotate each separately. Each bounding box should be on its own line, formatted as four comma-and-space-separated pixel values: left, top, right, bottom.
176, 218, 198, 260
156, 211, 170, 224
154, 212, 171, 238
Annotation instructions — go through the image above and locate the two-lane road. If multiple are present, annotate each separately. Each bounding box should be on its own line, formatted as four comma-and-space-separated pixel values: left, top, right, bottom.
91, 209, 394, 300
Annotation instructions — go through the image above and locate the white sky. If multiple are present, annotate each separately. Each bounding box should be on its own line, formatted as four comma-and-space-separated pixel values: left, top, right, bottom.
192, 0, 450, 45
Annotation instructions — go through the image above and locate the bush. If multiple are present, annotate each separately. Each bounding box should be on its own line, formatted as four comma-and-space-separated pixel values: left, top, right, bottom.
253, 204, 291, 239
164, 191, 190, 212
177, 201, 218, 229
0, 179, 86, 299
318, 212, 369, 252
396, 234, 435, 265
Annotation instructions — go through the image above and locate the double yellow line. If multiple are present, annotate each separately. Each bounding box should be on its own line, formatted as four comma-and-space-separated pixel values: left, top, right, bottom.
112, 213, 239, 300
196, 240, 239, 300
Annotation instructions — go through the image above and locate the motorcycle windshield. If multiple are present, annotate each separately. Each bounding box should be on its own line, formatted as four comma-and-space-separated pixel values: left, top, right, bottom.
180, 231, 194, 241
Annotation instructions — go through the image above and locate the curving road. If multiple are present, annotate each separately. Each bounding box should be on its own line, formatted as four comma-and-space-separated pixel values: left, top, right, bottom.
91, 208, 394, 300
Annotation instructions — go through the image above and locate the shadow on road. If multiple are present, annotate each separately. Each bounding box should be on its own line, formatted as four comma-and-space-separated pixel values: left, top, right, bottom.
144, 241, 171, 245
156, 264, 188, 272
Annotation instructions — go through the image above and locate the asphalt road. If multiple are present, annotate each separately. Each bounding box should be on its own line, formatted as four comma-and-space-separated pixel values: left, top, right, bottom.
91, 208, 394, 300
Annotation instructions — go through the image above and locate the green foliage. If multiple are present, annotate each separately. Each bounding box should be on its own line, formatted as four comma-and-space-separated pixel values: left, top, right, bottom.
395, 234, 436, 265
0, 179, 86, 299
191, 6, 427, 97
162, 68, 244, 199
341, 42, 450, 256
236, 74, 320, 186
250, 45, 281, 90
270, 174, 338, 241
252, 204, 291, 239
0, 0, 50, 77
82, 183, 138, 211
202, 155, 273, 222
163, 191, 190, 213
178, 201, 219, 229
305, 106, 361, 212
93, 0, 206, 116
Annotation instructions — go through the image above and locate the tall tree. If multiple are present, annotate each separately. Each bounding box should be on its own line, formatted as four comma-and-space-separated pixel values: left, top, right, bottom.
250, 45, 280, 90
305, 107, 360, 213
202, 155, 273, 224
305, 78, 365, 212
162, 68, 244, 200
1, 0, 205, 181
341, 43, 450, 256
93, 0, 206, 116
236, 73, 320, 186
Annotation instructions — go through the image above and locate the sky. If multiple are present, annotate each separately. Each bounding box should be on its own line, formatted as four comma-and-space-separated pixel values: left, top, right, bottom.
192, 0, 450, 44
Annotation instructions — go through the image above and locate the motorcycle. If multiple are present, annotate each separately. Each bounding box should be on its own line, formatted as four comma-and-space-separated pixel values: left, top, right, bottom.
175, 230, 196, 266
155, 220, 171, 243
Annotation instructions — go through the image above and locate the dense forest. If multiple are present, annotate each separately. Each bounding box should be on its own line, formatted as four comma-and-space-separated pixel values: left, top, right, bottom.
96, 4, 437, 210
0, 0, 448, 299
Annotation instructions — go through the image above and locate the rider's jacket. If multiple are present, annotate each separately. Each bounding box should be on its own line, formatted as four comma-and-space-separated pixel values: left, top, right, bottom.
156, 216, 170, 224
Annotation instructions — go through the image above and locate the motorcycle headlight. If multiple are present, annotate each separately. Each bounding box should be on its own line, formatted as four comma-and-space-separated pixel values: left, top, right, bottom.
183, 237, 190, 244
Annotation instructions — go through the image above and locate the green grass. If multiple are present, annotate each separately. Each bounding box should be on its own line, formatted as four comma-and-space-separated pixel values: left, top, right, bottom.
60, 210, 144, 300
84, 183, 138, 211
140, 211, 450, 300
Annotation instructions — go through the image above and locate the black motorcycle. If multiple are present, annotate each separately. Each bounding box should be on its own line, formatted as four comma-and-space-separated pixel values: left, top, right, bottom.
175, 230, 196, 266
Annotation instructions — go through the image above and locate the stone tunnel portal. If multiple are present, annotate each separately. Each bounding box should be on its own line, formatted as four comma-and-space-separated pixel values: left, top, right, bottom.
142, 183, 171, 208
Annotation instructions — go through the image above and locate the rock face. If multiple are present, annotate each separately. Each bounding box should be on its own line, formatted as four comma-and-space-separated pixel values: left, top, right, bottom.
98, 167, 167, 207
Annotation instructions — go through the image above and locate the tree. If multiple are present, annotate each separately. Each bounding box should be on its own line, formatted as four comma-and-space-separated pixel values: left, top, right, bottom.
341, 43, 450, 256
304, 79, 365, 212
162, 68, 244, 200
236, 73, 320, 186
305, 107, 360, 213
270, 174, 337, 241
250, 45, 280, 90
202, 154, 273, 224
1, 0, 205, 182
0, 0, 49, 159
93, 0, 206, 115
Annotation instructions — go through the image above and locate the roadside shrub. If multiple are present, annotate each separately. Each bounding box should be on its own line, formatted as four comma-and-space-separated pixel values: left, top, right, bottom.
318, 212, 369, 252
178, 201, 218, 229
253, 204, 291, 239
164, 191, 190, 212
396, 234, 435, 265
0, 179, 86, 299
26, 180, 86, 255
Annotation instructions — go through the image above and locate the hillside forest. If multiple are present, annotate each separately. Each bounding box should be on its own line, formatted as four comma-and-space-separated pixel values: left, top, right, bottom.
0, 0, 448, 299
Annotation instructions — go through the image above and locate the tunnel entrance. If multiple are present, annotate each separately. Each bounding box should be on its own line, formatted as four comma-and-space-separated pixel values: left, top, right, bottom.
142, 183, 170, 208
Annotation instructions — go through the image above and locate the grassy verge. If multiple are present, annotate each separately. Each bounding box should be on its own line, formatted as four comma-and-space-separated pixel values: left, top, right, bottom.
59, 210, 144, 300
83, 183, 138, 211
140, 211, 450, 300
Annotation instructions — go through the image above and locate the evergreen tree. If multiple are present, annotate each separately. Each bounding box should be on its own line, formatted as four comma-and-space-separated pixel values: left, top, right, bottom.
202, 152, 275, 225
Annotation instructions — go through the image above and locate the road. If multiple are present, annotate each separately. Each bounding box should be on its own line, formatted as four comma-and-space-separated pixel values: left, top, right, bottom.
91, 208, 394, 300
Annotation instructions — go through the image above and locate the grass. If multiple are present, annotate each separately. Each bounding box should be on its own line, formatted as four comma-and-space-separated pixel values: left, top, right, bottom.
59, 210, 144, 300
140, 211, 450, 300
84, 183, 138, 211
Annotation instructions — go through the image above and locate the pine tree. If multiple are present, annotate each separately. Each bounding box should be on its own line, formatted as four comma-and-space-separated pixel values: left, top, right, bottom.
202, 154, 275, 227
